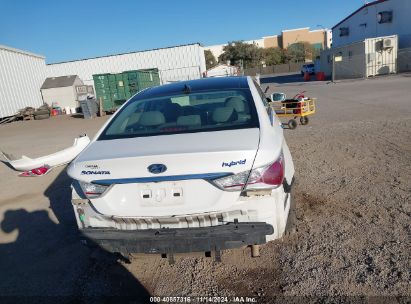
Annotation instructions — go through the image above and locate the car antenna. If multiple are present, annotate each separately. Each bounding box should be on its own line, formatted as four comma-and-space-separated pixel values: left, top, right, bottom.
183, 84, 191, 94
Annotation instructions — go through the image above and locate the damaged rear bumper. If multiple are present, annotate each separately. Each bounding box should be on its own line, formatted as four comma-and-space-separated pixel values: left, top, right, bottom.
80, 222, 274, 254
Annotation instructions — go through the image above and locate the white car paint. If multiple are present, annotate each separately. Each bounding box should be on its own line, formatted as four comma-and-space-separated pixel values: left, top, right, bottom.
2, 135, 90, 171
68, 76, 295, 252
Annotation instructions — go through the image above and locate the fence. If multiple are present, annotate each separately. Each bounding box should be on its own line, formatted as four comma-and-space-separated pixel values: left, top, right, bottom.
244, 62, 304, 76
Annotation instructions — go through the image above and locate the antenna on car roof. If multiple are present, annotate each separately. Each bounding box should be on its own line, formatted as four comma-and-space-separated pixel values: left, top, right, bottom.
183, 84, 191, 94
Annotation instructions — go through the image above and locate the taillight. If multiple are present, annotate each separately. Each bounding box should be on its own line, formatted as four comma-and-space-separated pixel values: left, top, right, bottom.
245, 153, 284, 190
79, 181, 109, 199
211, 153, 284, 191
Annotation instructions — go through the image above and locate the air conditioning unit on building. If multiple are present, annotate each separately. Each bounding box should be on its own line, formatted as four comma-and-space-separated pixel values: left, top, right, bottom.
383, 38, 393, 49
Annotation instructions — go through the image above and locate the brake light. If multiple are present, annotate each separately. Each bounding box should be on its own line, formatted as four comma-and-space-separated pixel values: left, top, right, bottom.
211, 153, 284, 191
79, 181, 109, 199
245, 153, 284, 190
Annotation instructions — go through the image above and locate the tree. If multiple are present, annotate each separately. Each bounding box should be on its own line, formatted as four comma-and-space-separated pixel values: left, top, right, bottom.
262, 47, 285, 66
204, 50, 217, 70
218, 41, 263, 69
285, 42, 317, 62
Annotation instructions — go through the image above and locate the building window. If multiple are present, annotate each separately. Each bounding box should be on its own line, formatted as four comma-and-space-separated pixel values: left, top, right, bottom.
377, 11, 393, 23
339, 27, 349, 37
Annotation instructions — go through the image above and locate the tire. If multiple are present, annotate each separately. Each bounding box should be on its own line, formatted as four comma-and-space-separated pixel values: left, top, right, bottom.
288, 119, 297, 129
300, 116, 309, 125
284, 191, 296, 236
33, 109, 50, 116
34, 114, 50, 120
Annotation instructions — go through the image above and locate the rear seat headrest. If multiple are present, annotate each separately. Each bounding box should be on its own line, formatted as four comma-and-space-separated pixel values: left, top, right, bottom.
176, 115, 201, 126
225, 97, 248, 113
126, 112, 141, 126
212, 107, 238, 123
139, 111, 165, 126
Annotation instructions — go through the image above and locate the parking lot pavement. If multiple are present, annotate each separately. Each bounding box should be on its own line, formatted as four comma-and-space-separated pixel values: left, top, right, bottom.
0, 75, 410, 301
0, 116, 150, 301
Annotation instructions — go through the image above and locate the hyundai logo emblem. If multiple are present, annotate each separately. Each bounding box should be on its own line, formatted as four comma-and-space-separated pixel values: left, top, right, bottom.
148, 164, 167, 174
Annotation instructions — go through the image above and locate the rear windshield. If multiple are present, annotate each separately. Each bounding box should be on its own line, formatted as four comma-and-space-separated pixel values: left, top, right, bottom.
98, 89, 259, 140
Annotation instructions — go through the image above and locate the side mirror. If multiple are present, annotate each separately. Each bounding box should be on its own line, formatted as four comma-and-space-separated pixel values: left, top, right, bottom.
271, 92, 286, 102
266, 97, 272, 103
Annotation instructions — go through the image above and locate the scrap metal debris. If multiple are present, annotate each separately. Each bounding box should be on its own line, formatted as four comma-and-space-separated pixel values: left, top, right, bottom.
1, 134, 90, 172
18, 165, 52, 177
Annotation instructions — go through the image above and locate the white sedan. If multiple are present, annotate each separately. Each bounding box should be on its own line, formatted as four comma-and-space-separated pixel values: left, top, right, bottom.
67, 76, 295, 260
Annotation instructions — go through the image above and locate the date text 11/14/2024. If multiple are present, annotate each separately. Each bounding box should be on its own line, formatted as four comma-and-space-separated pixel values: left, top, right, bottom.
150, 296, 258, 303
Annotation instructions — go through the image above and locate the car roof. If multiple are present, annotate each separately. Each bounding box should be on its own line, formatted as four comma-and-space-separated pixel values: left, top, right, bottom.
136, 76, 250, 99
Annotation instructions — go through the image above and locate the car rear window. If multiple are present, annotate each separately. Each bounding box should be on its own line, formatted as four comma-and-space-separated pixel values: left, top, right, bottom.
98, 89, 259, 140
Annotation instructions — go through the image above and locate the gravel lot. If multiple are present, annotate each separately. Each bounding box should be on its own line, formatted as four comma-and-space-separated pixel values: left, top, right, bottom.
0, 75, 410, 303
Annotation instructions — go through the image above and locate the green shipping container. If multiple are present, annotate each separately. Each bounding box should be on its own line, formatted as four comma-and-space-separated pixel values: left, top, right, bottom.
94, 82, 110, 90
115, 73, 125, 81
93, 74, 111, 82
94, 69, 160, 112
108, 75, 116, 82
96, 88, 111, 95
99, 95, 114, 111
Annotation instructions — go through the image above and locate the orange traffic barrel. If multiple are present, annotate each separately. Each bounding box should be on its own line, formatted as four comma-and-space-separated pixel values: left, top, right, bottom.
316, 72, 325, 81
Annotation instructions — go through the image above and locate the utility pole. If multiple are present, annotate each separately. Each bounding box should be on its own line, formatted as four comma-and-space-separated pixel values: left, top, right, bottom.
332, 53, 336, 83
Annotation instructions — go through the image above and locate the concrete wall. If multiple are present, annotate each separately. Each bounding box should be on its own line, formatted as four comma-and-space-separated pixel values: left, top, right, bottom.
321, 42, 366, 79
332, 0, 411, 48
0, 45, 46, 118
263, 36, 281, 48
282, 28, 326, 49
244, 38, 264, 48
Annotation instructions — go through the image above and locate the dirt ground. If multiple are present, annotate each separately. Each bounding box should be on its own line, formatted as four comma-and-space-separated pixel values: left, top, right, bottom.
0, 75, 410, 303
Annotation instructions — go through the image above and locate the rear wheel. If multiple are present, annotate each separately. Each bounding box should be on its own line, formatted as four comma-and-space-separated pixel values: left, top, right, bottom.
300, 116, 309, 125
34, 114, 50, 120
33, 109, 50, 116
288, 119, 297, 129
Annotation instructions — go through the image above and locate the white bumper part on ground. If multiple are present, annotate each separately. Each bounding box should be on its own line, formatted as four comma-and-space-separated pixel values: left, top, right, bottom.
2, 134, 90, 171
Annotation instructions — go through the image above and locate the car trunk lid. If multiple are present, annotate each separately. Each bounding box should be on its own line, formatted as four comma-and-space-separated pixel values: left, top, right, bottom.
68, 128, 259, 217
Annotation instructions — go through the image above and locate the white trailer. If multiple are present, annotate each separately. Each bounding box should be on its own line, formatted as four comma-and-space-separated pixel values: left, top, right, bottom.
46, 43, 207, 87
0, 45, 46, 118
320, 35, 398, 79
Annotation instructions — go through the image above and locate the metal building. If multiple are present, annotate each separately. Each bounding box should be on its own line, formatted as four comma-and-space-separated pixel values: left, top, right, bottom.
46, 43, 206, 87
332, 0, 411, 49
0, 45, 46, 118
320, 35, 398, 79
